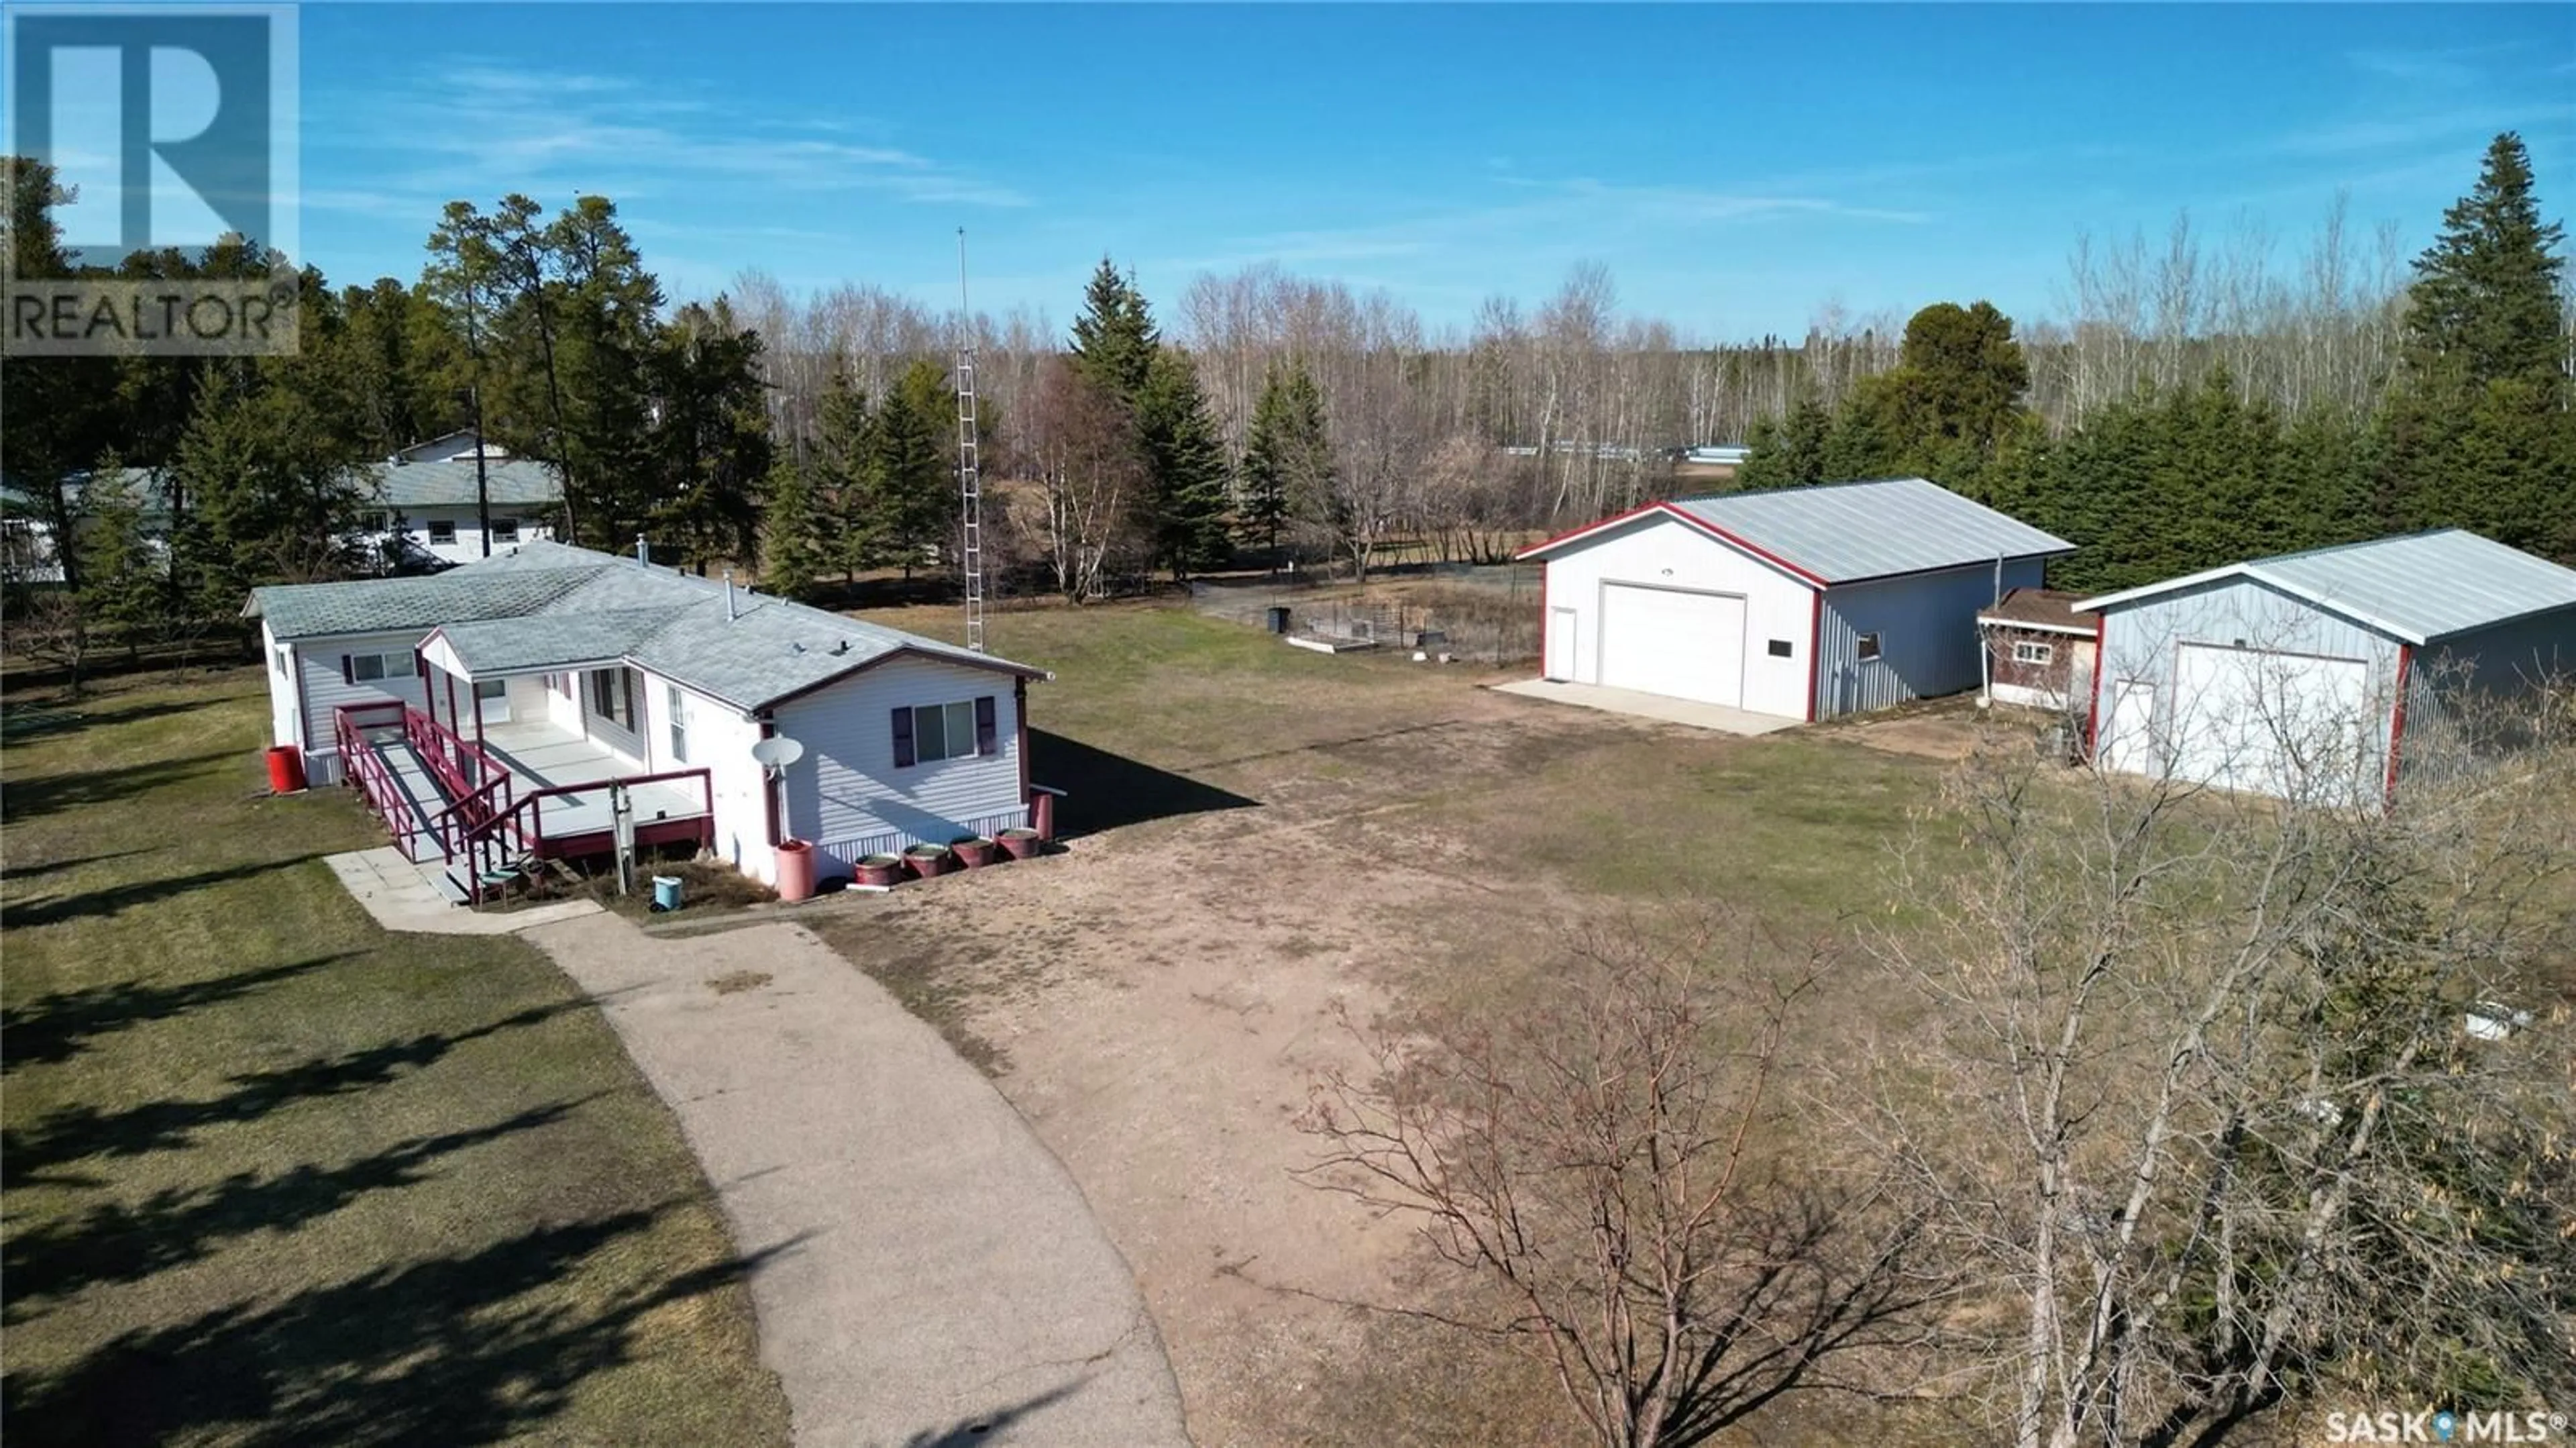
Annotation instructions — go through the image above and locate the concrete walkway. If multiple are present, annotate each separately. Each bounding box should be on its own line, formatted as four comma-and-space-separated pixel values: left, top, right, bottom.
521, 911, 1191, 1448
1493, 678, 1804, 735
323, 847, 602, 935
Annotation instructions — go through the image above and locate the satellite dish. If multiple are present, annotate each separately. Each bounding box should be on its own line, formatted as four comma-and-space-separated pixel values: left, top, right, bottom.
750, 735, 805, 778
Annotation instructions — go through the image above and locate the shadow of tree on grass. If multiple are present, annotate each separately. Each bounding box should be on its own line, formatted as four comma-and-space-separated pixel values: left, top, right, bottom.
1, 1001, 581, 1185
4, 1096, 602, 1321
0, 749, 239, 825
1, 953, 352, 1076
3, 856, 331, 932
1, 1203, 804, 1448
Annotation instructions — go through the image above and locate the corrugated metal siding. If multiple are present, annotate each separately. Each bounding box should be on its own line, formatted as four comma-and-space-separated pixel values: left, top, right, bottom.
297, 629, 431, 783
1816, 560, 2043, 717
773, 655, 1028, 876
2094, 575, 2405, 787
2396, 607, 2574, 790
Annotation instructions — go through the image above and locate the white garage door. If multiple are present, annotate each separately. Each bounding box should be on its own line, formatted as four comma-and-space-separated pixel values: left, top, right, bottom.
1599, 584, 1747, 707
2169, 643, 2373, 801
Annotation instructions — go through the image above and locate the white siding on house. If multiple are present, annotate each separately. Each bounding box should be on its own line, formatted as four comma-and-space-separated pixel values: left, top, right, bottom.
2092, 575, 2407, 794
576, 666, 648, 766
366, 507, 558, 568
773, 655, 1028, 877
263, 620, 302, 750
1540, 515, 1816, 720
293, 629, 431, 783
1816, 560, 2045, 719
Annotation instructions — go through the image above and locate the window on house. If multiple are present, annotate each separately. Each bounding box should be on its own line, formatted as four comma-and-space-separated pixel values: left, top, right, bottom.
347, 650, 411, 682
2012, 640, 2055, 667
274, 647, 290, 677
590, 668, 636, 729
1855, 633, 1884, 662
474, 678, 506, 703
667, 682, 689, 763
1766, 639, 1793, 658
892, 696, 998, 767
426, 519, 457, 544
490, 517, 520, 544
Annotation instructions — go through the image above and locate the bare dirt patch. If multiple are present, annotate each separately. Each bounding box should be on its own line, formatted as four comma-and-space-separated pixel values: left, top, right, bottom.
806, 604, 1957, 1445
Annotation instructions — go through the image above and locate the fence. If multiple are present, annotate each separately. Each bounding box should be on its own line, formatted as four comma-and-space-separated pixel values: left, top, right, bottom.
1191, 565, 1542, 666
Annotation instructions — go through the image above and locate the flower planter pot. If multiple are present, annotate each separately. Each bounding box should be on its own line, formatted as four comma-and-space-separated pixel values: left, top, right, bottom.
951, 836, 1000, 869
904, 844, 955, 879
996, 827, 1042, 861
854, 853, 905, 888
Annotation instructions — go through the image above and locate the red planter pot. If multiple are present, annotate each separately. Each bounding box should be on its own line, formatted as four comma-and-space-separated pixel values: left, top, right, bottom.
996, 828, 1042, 861
952, 837, 1000, 869
855, 855, 905, 888
904, 845, 955, 879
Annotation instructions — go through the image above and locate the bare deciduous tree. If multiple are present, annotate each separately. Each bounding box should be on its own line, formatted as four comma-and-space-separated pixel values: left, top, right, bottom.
1300, 924, 1939, 1448
1860, 667, 2576, 1448
1014, 358, 1144, 601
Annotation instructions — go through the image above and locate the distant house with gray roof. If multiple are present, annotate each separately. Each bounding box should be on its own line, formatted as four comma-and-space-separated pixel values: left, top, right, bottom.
250, 539, 1049, 896
1515, 477, 2076, 721
365, 431, 564, 566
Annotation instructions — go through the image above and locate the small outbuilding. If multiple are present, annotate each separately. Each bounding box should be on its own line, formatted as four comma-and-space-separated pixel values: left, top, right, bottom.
1517, 477, 2074, 721
2079, 529, 2576, 803
1978, 588, 2097, 713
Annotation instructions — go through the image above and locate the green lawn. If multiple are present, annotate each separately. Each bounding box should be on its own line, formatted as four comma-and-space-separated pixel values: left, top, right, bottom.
1, 667, 789, 1447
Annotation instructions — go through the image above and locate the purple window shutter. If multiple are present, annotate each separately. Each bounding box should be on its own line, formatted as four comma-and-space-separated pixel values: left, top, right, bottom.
973, 696, 997, 756
890, 707, 916, 768
341, 654, 355, 684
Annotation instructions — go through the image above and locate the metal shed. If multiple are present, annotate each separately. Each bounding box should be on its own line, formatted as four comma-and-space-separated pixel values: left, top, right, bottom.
2076, 529, 2576, 803
1517, 478, 2074, 721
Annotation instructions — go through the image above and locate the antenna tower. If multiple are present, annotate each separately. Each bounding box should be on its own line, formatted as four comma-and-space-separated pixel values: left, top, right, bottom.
955, 228, 985, 653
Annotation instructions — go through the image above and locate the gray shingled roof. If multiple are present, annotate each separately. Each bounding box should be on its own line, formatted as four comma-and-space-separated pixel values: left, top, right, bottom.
371, 458, 561, 509
1521, 477, 2073, 583
251, 540, 1045, 709
252, 566, 599, 639
2076, 529, 2576, 644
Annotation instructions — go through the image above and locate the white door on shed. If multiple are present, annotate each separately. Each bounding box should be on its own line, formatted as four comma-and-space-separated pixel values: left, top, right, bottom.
1547, 607, 1577, 681
2169, 644, 2372, 800
1598, 584, 1747, 707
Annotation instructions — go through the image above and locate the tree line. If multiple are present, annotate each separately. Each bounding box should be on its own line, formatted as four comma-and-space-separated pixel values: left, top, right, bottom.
5, 132, 2569, 652
1735, 134, 2573, 591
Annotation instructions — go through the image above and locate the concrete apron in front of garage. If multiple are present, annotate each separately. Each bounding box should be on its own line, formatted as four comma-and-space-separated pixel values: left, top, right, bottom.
1493, 678, 1804, 736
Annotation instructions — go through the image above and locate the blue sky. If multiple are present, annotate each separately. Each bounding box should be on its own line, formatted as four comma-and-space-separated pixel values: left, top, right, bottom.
295, 3, 2576, 340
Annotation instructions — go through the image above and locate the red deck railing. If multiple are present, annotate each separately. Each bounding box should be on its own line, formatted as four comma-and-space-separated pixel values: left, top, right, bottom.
335, 701, 712, 896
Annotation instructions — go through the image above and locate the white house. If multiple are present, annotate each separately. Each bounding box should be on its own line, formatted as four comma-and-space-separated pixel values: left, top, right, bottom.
1517, 477, 2075, 721
364, 431, 564, 566
2079, 529, 2576, 805
249, 539, 1048, 893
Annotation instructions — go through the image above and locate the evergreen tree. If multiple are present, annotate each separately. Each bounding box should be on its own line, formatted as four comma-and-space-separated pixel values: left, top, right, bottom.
2404, 134, 2568, 387
648, 298, 774, 572
1240, 359, 1333, 556
74, 459, 163, 658
812, 370, 872, 580
859, 360, 953, 578
1138, 348, 1234, 577
759, 456, 830, 601
1735, 395, 1831, 490
1068, 257, 1159, 399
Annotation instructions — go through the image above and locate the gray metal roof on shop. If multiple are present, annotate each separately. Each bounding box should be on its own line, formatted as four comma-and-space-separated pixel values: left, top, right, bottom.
250, 540, 1047, 708
1521, 477, 2074, 583
2074, 529, 2576, 644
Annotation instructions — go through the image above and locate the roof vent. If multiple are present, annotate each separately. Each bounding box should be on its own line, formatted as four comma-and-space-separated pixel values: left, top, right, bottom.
831, 639, 849, 656
790, 641, 806, 654
723, 569, 738, 622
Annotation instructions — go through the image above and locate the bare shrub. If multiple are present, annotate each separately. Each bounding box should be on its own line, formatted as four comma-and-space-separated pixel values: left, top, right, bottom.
1299, 921, 1939, 1448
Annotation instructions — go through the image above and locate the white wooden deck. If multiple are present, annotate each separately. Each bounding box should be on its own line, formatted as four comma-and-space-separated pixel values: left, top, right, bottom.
359, 716, 708, 861
472, 719, 708, 843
